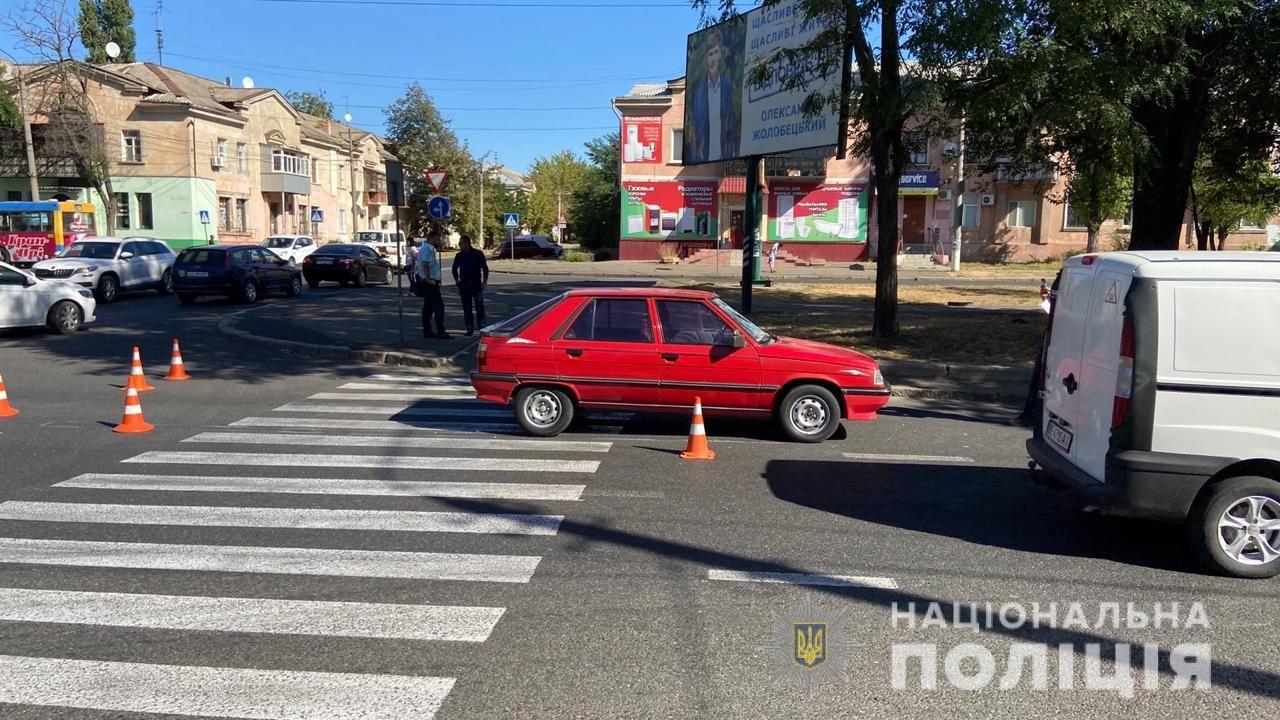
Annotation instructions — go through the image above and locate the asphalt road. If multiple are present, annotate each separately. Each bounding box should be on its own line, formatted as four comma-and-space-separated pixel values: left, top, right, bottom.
0, 281, 1276, 719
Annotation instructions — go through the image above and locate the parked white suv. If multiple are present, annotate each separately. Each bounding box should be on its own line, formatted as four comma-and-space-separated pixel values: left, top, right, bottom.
354, 230, 406, 260
0, 261, 97, 334
1028, 251, 1280, 578
31, 237, 176, 303
261, 235, 318, 265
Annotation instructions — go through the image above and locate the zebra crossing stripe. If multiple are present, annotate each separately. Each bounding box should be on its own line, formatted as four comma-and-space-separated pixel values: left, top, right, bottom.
122, 451, 600, 474
231, 417, 521, 433
0, 588, 505, 641
707, 570, 899, 589
340, 382, 474, 392
0, 501, 563, 536
195, 430, 612, 453
55, 473, 588, 501
0, 537, 542, 582
0, 654, 455, 719
309, 392, 476, 401
273, 402, 506, 417
365, 373, 472, 384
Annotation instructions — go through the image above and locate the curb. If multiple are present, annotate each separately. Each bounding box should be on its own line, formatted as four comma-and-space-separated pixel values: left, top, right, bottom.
890, 386, 1026, 404
216, 309, 476, 369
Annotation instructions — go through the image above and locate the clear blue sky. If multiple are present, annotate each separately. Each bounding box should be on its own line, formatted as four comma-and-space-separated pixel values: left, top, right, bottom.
5, 0, 713, 172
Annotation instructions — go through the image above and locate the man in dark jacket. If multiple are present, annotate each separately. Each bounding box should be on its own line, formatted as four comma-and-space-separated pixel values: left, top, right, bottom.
451, 235, 490, 336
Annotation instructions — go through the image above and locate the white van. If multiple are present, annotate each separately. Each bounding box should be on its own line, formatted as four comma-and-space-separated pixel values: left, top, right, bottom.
353, 230, 406, 259
1028, 251, 1280, 578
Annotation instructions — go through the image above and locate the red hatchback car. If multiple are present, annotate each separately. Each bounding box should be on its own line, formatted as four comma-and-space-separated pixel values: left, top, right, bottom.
471, 288, 891, 442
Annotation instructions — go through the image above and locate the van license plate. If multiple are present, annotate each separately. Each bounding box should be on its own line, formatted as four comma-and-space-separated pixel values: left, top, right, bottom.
187, 271, 208, 278
1046, 419, 1073, 454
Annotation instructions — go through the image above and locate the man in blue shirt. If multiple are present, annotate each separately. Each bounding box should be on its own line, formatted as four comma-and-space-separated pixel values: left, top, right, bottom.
451, 234, 489, 336
416, 231, 449, 339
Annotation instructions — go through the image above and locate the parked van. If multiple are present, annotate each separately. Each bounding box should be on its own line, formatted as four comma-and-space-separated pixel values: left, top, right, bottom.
353, 230, 406, 259
1028, 251, 1280, 578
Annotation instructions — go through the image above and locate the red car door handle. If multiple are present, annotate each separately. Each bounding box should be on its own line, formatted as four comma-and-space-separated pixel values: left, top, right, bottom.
565, 348, 584, 358
661, 353, 679, 362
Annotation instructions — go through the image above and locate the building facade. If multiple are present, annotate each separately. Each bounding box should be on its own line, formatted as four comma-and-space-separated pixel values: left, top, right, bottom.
613, 79, 1280, 263
1, 61, 395, 251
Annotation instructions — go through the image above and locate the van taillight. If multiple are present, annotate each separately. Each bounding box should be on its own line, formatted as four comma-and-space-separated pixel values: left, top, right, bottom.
1112, 313, 1135, 429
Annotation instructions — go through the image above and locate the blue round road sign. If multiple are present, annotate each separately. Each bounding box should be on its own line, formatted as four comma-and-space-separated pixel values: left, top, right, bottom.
428, 195, 452, 221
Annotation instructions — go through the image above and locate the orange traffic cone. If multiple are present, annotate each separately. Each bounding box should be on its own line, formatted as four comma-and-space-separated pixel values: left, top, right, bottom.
0, 373, 19, 419
113, 386, 154, 434
122, 346, 155, 392
680, 396, 716, 460
165, 339, 191, 381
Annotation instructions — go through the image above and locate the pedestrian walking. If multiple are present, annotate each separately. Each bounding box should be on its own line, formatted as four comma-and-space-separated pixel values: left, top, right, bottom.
406, 239, 422, 296
451, 234, 490, 336
767, 241, 782, 273
417, 231, 450, 339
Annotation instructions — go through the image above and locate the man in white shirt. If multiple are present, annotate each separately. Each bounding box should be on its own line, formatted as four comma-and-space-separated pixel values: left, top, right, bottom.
416, 231, 449, 339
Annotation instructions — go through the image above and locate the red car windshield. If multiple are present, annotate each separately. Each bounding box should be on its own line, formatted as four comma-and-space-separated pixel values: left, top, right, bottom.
488, 294, 564, 337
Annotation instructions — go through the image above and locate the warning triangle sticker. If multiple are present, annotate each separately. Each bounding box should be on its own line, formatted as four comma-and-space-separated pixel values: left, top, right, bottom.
425, 171, 449, 192
1104, 282, 1118, 304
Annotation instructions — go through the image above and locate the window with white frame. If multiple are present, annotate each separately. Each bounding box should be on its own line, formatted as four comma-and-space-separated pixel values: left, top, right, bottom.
215, 138, 228, 167
906, 131, 928, 165
1063, 200, 1086, 230
114, 193, 130, 229
121, 130, 142, 163
961, 193, 980, 229
338, 208, 348, 232
1007, 200, 1036, 228
236, 143, 248, 173
270, 148, 310, 176
670, 129, 683, 164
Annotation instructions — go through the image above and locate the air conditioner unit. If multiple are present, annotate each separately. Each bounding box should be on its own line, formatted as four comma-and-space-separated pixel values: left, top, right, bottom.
211, 155, 226, 168
980, 194, 996, 206
937, 189, 953, 201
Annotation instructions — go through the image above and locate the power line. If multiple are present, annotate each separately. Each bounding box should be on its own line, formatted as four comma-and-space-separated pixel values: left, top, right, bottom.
241, 0, 689, 7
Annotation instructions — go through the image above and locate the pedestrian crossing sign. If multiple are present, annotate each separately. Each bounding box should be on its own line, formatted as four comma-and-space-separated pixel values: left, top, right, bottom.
310, 209, 323, 223
504, 213, 520, 229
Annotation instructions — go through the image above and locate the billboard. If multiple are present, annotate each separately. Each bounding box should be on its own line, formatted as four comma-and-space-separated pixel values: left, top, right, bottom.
621, 116, 663, 164
768, 181, 869, 243
683, 0, 844, 165
621, 181, 718, 239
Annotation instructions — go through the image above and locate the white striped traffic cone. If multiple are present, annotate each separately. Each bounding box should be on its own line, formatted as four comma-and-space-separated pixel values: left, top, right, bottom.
680, 396, 716, 460
0, 373, 18, 419
113, 386, 154, 434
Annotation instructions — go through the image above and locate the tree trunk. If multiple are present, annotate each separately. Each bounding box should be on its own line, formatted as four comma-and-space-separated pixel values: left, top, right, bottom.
1085, 225, 1100, 253
1194, 221, 1212, 251
1214, 225, 1229, 251
872, 142, 900, 339
99, 177, 116, 236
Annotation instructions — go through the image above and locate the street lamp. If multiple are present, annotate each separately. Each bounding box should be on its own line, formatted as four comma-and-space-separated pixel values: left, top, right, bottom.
344, 113, 357, 238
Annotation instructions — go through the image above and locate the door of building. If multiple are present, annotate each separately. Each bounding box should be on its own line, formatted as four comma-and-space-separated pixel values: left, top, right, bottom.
902, 197, 927, 245
729, 210, 745, 249
269, 203, 280, 234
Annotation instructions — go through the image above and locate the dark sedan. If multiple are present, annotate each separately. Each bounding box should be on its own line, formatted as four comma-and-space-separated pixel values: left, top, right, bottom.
491, 235, 564, 260
302, 244, 393, 288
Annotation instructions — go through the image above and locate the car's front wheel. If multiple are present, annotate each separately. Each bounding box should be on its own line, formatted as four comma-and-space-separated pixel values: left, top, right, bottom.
285, 274, 302, 297
47, 300, 83, 335
515, 386, 575, 437
354, 269, 367, 288
95, 274, 119, 303
1189, 475, 1280, 578
778, 384, 841, 443
158, 269, 174, 295
240, 278, 259, 304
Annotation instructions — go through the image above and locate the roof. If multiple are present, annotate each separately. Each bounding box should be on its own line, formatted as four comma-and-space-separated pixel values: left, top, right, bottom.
564, 287, 714, 300
111, 63, 277, 118
623, 83, 669, 98
1069, 251, 1280, 280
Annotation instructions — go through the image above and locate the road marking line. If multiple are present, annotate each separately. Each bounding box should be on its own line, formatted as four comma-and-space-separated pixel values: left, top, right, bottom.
235, 415, 524, 430
0, 654, 455, 719
365, 373, 472, 385
341, 383, 473, 392
0, 538, 542, 582
0, 501, 563, 536
583, 489, 666, 499
841, 452, 976, 464
196, 430, 612, 453
0, 588, 505, 641
123, 451, 601, 474
274, 402, 506, 417
56, 473, 587, 501
309, 392, 476, 401
707, 570, 899, 589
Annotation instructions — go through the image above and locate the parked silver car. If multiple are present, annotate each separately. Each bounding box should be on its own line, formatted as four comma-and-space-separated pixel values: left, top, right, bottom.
31, 237, 176, 303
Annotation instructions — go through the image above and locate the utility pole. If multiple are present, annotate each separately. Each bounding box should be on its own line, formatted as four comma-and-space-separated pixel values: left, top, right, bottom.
155, 0, 165, 65
556, 190, 562, 243
951, 114, 965, 272
344, 111, 358, 237
478, 157, 485, 248
14, 66, 40, 201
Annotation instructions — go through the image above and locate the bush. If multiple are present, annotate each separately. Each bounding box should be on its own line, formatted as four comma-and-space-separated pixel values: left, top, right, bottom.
562, 250, 593, 262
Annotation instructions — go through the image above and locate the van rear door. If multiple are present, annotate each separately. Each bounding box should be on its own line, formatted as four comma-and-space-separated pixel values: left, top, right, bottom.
1075, 268, 1134, 481
1042, 266, 1094, 468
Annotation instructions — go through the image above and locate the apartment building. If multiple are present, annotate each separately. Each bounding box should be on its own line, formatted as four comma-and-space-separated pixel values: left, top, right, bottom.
0, 61, 395, 250
613, 79, 1280, 263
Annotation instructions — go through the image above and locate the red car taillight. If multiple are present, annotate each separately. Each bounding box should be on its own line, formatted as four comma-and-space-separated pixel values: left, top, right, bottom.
477, 342, 488, 366
1112, 312, 1135, 429
303, 257, 314, 265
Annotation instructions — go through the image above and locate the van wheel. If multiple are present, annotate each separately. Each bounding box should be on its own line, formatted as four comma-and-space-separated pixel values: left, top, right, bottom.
1189, 476, 1280, 578
515, 386, 574, 437
778, 384, 841, 442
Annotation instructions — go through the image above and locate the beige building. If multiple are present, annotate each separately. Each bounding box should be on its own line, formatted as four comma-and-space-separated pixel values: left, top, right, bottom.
2, 61, 396, 250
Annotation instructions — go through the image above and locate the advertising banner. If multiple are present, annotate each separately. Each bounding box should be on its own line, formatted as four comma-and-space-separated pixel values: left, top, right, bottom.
621, 181, 718, 239
899, 170, 940, 195
683, 0, 844, 165
621, 116, 663, 164
768, 181, 869, 243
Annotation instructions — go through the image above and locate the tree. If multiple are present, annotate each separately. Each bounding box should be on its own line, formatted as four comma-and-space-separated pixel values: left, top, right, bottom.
285, 90, 333, 119
1065, 164, 1132, 254
570, 132, 620, 251
0, 76, 20, 131
526, 150, 589, 235
77, 0, 135, 63
6, 0, 119, 232
1190, 159, 1280, 251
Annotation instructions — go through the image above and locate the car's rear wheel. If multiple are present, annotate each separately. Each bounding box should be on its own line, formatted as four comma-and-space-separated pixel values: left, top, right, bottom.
95, 274, 119, 303
47, 300, 82, 335
515, 386, 574, 437
285, 274, 302, 297
778, 384, 841, 443
305, 276, 321, 288
1189, 475, 1280, 578
158, 269, 174, 295
240, 278, 259, 304
177, 293, 198, 305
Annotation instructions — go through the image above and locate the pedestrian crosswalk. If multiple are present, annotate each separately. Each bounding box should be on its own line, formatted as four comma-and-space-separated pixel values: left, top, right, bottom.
0, 370, 612, 718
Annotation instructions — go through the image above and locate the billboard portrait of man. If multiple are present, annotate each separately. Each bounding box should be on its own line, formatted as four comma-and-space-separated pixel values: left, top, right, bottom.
684, 17, 745, 164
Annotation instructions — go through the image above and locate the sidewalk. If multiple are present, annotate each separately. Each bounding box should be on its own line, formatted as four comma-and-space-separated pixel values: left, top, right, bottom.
489, 258, 1048, 285
217, 286, 1029, 403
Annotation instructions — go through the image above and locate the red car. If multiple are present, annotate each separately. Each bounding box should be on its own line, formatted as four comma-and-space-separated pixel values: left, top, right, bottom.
471, 288, 891, 442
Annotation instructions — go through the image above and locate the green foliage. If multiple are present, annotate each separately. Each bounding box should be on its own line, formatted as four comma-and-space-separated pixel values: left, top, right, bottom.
1191, 159, 1280, 249
0, 77, 20, 131
569, 132, 620, 252
78, 0, 135, 63
561, 250, 594, 262
286, 90, 333, 119
526, 150, 590, 234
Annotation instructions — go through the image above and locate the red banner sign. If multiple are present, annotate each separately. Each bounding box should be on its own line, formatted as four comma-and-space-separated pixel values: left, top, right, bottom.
621, 116, 663, 165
